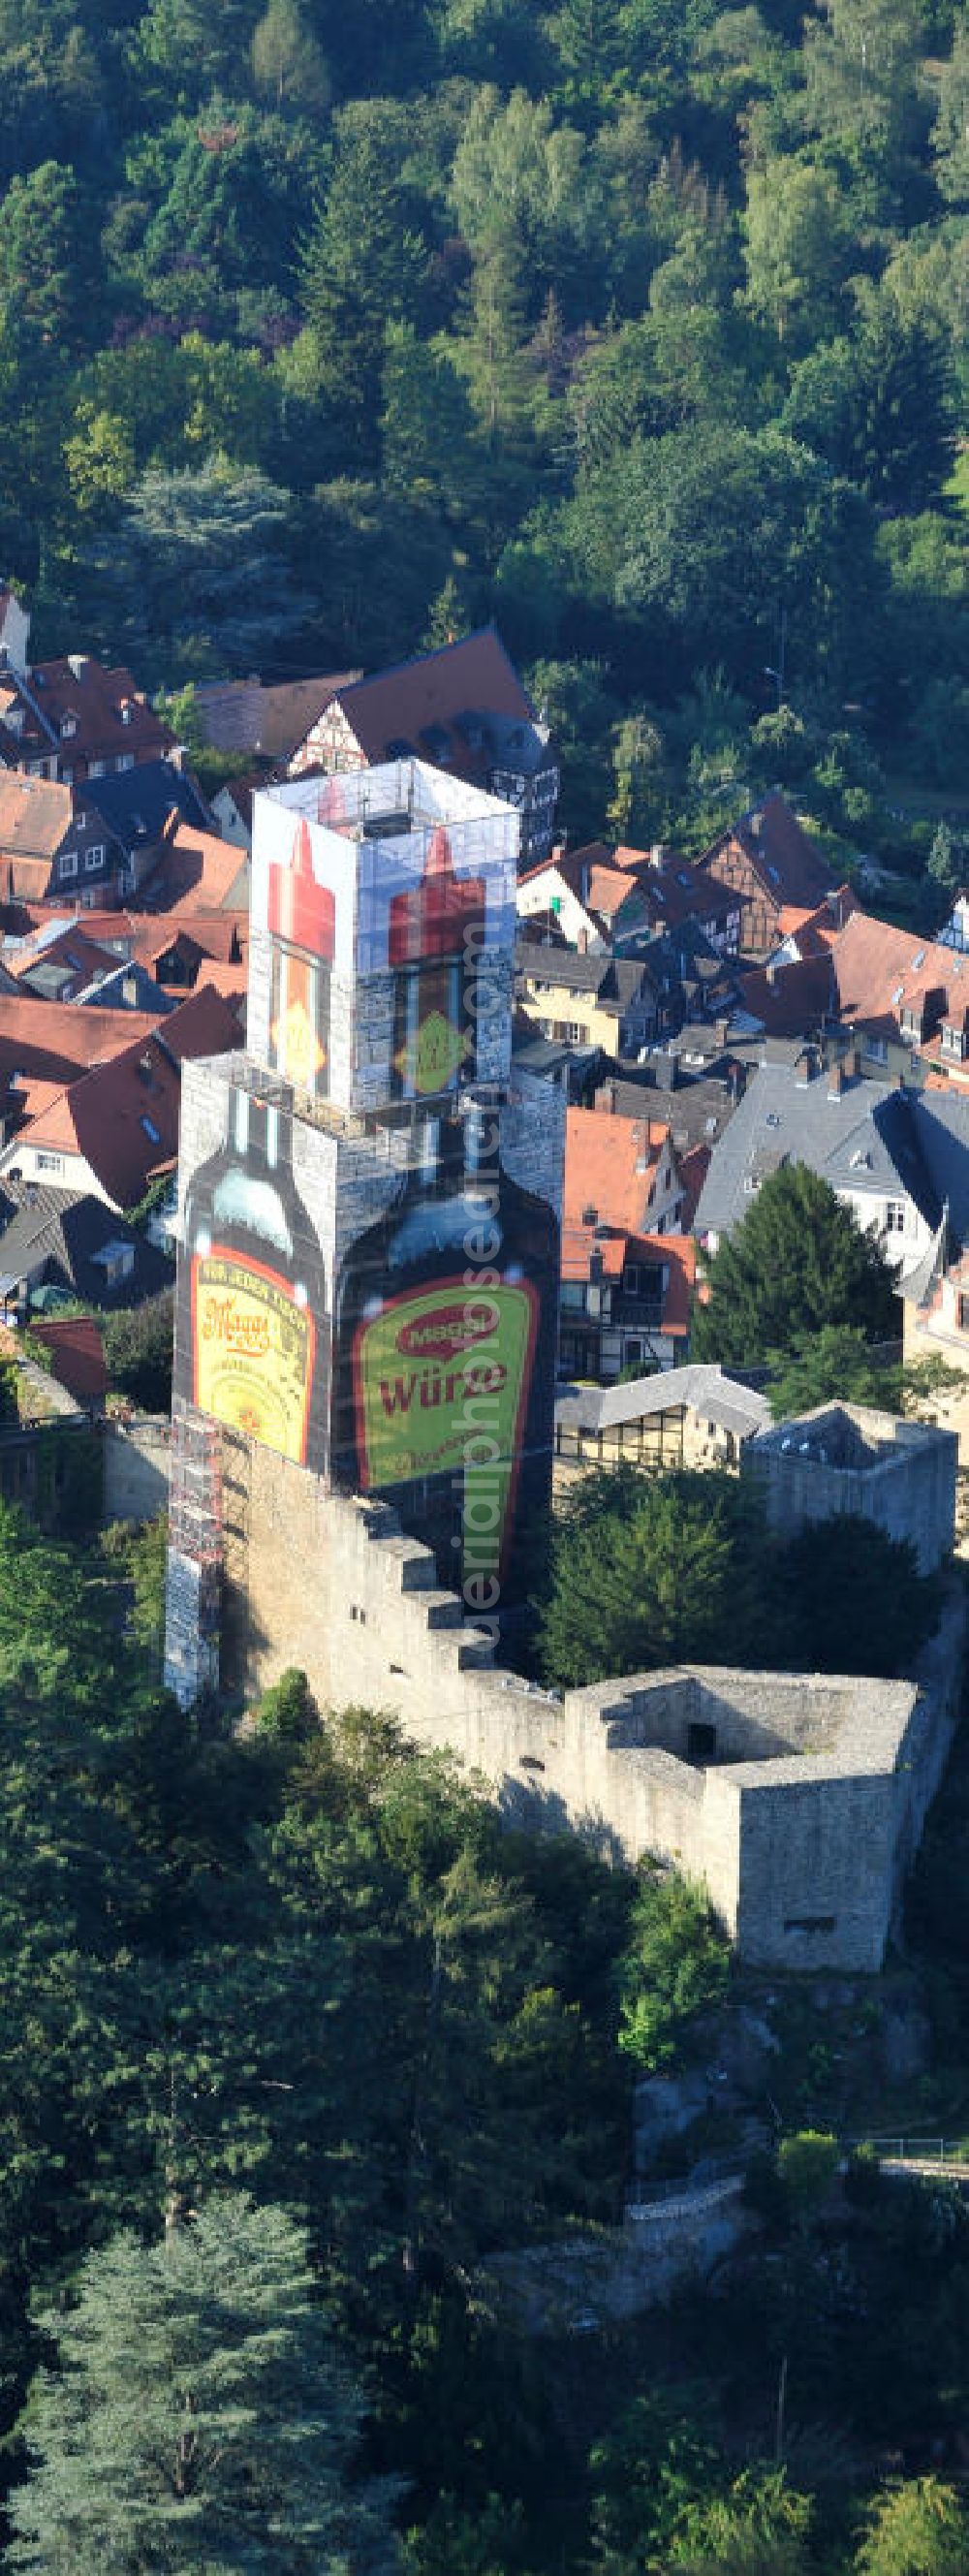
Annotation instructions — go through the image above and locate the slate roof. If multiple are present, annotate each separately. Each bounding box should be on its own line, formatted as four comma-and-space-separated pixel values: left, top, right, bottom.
517, 943, 657, 1008
0, 1185, 172, 1306
87, 759, 210, 855
556, 1364, 771, 1442
694, 1061, 916, 1238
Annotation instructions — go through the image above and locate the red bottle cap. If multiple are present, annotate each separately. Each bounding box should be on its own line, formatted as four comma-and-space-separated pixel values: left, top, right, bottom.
267, 817, 335, 960
389, 827, 485, 963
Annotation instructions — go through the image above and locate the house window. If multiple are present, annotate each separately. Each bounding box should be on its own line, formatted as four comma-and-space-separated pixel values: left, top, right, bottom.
58, 850, 78, 879
59, 714, 77, 740
140, 1115, 161, 1145
83, 844, 105, 872
36, 1152, 62, 1172
624, 1339, 642, 1367
561, 1282, 586, 1311
958, 1293, 969, 1334
116, 752, 135, 771
88, 759, 107, 778
624, 1264, 641, 1295
866, 1036, 889, 1064
885, 1200, 906, 1232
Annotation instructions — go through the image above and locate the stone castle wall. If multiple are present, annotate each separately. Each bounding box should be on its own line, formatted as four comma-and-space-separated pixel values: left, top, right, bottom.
193, 1440, 964, 1974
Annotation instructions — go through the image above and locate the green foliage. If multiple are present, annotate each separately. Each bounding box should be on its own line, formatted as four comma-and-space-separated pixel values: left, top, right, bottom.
854, 2477, 969, 2575
538, 1464, 766, 1687
775, 2129, 840, 2224
618, 1869, 730, 2071
102, 1291, 173, 1413
776, 1515, 943, 1677
693, 1164, 898, 1371
8, 2194, 401, 2573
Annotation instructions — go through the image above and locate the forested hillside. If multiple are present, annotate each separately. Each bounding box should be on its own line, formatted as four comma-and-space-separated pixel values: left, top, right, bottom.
1, 0, 966, 866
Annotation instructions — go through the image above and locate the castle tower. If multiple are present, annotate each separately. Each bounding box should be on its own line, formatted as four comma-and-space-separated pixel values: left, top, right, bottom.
164, 761, 564, 1707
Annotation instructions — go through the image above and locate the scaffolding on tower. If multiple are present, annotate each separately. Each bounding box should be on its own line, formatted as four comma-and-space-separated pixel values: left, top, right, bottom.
169, 1407, 223, 1637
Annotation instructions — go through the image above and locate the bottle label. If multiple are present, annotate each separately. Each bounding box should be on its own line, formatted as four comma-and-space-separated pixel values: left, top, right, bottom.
352, 1276, 538, 1578
393, 1007, 468, 1097
192, 1248, 316, 1463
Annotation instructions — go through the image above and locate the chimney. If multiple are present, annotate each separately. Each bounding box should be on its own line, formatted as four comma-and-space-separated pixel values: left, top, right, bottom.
594, 1083, 618, 1115
578, 927, 588, 955
828, 1059, 843, 1098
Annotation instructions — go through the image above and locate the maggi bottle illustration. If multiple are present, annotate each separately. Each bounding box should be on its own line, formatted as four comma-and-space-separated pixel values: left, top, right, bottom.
332, 1105, 558, 1591
181, 1084, 328, 1471
390, 827, 485, 1101
267, 817, 335, 1098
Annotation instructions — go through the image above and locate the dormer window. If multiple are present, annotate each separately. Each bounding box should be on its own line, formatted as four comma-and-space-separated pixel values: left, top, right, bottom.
59, 714, 77, 740
942, 1021, 966, 1059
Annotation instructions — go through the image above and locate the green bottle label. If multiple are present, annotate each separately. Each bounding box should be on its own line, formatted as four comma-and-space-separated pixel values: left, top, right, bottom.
352, 1275, 538, 1581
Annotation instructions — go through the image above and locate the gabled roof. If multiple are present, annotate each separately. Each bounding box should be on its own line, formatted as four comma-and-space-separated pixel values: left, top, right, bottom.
0, 1184, 172, 1307
14, 987, 241, 1208
140, 818, 249, 913
698, 793, 832, 912
732, 952, 834, 1038
517, 941, 657, 1006
556, 1363, 771, 1441
693, 1059, 940, 1241
0, 993, 166, 1096
87, 759, 209, 853
563, 1102, 675, 1275
831, 908, 969, 1043
0, 773, 72, 860
610, 850, 744, 937
319, 627, 545, 786
16, 927, 122, 1004
23, 658, 173, 767
195, 674, 360, 760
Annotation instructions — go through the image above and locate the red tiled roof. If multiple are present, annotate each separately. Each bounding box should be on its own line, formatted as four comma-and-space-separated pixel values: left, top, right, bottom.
25, 658, 173, 768
831, 909, 968, 1044
734, 952, 834, 1037
14, 988, 240, 1208
0, 773, 73, 864
0, 994, 165, 1095
323, 627, 535, 782
140, 818, 247, 913
563, 1104, 681, 1281
699, 793, 832, 912
29, 1315, 108, 1402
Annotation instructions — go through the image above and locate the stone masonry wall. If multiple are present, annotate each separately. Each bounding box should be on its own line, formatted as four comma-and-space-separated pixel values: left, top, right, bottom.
226, 1451, 962, 1971
743, 1404, 958, 1576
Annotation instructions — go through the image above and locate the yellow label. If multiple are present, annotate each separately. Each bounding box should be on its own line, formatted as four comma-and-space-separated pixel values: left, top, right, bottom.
193, 1250, 314, 1462
393, 1009, 468, 1097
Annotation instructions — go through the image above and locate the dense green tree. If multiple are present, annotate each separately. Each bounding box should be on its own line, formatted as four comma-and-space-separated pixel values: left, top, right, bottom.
855, 2477, 969, 2576
618, 1871, 730, 2072
79, 462, 312, 683
692, 1164, 898, 1370
538, 1464, 766, 1687
103, 1291, 174, 1413
776, 1515, 943, 1676
8, 2195, 401, 2573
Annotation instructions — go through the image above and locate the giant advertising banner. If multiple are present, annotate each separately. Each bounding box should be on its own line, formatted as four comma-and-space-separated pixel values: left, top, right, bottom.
330, 1096, 561, 1601
173, 1072, 332, 1475
249, 764, 518, 1114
